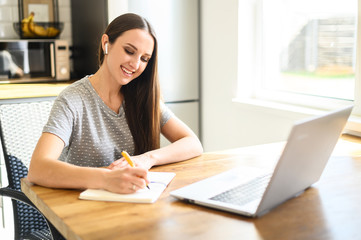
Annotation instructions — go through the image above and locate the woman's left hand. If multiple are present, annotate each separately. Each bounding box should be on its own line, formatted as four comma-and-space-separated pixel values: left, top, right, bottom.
108, 153, 155, 170
107, 158, 128, 170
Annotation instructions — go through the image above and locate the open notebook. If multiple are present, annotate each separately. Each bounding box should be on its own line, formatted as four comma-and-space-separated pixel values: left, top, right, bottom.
79, 172, 175, 203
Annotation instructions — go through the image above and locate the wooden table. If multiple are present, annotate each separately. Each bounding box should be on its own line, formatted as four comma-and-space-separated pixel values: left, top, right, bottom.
21, 136, 361, 240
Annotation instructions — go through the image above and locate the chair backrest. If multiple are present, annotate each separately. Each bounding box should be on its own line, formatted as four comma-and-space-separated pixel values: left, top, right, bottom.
0, 97, 55, 239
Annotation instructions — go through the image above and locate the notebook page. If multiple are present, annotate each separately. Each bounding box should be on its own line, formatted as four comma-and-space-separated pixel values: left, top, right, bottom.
79, 172, 176, 203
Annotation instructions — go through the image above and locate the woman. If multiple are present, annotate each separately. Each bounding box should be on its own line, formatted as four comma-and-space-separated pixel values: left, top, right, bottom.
28, 13, 203, 194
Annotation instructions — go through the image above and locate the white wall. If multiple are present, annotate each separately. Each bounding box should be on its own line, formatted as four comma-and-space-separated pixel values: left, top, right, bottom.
200, 0, 312, 152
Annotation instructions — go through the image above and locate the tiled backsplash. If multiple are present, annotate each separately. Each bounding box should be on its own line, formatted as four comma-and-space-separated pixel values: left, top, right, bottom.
0, 0, 19, 39
0, 0, 72, 44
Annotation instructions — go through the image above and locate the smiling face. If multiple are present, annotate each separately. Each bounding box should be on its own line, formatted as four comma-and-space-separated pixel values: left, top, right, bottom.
103, 29, 154, 86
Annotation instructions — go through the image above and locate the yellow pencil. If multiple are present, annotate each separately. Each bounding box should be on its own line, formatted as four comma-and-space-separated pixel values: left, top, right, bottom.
121, 151, 135, 167
121, 151, 150, 189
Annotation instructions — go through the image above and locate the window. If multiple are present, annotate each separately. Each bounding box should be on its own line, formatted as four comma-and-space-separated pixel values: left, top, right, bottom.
238, 0, 358, 112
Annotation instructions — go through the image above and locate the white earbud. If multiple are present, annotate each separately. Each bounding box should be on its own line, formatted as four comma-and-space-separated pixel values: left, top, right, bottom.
104, 43, 108, 55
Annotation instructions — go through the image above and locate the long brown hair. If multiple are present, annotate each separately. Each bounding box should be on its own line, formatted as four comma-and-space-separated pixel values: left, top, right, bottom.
98, 13, 160, 154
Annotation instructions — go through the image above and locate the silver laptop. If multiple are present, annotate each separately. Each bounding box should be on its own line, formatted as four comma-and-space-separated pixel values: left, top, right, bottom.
170, 106, 353, 217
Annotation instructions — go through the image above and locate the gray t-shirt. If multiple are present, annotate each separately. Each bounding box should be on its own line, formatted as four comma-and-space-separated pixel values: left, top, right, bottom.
43, 77, 173, 167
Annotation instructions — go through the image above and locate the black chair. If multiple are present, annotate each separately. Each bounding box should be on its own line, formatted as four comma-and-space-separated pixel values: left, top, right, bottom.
0, 97, 64, 240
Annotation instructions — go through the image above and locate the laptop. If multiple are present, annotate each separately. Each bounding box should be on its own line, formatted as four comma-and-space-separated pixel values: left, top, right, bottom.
170, 106, 353, 217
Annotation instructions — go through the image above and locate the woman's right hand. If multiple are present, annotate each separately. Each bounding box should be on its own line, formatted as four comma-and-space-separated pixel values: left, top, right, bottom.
103, 167, 149, 194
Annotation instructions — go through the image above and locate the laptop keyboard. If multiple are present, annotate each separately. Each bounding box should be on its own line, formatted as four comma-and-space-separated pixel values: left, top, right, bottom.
209, 174, 272, 207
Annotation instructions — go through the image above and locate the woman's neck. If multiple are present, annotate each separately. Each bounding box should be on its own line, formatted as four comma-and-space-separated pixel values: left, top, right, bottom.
89, 69, 123, 113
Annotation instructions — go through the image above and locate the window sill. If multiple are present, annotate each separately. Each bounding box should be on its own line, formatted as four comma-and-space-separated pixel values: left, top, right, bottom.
233, 97, 361, 137
233, 97, 328, 115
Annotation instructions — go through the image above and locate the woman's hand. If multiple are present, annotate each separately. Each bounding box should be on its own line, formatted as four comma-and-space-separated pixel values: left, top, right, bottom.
107, 158, 129, 170
108, 153, 155, 170
103, 167, 149, 194
128, 153, 155, 170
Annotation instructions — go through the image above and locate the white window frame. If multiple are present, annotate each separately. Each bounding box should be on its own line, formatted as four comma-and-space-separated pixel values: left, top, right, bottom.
235, 0, 361, 135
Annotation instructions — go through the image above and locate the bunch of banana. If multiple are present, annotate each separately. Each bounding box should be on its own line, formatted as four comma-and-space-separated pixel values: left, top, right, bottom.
21, 12, 35, 37
28, 21, 48, 37
46, 26, 60, 37
21, 12, 60, 38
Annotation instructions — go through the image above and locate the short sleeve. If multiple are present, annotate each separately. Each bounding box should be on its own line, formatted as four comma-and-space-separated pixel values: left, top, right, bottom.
160, 102, 174, 127
42, 91, 77, 146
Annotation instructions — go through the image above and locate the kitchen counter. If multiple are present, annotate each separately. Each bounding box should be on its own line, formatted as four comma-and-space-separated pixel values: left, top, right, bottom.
0, 82, 73, 99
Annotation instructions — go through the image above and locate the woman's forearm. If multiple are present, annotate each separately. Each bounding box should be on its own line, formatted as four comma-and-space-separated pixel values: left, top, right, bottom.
27, 158, 108, 189
147, 135, 203, 167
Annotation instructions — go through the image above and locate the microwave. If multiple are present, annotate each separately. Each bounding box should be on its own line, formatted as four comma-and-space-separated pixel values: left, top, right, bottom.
0, 39, 70, 83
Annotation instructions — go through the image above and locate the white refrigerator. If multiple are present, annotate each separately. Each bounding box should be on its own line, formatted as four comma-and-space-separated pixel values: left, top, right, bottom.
126, 0, 200, 146
71, 0, 201, 146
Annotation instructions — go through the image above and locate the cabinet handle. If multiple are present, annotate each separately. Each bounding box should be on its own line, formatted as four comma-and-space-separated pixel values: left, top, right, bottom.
50, 43, 55, 78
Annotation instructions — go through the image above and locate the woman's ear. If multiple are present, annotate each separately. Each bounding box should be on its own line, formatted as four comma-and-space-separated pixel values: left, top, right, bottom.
102, 34, 109, 55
